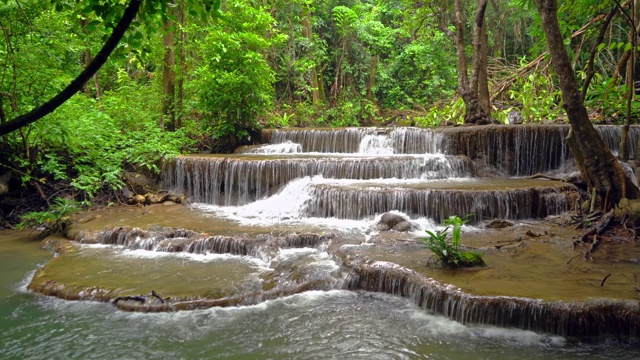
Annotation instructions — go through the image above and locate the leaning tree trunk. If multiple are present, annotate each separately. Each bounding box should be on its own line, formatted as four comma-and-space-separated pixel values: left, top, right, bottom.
536, 0, 640, 210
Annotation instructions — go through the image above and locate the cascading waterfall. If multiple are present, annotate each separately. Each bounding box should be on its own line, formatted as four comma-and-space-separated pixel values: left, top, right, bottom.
33, 125, 640, 339
163, 155, 476, 206
303, 181, 571, 222
345, 260, 640, 338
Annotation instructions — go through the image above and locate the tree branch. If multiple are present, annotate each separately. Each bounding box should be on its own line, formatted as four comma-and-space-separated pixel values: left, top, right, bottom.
0, 0, 142, 137
581, 5, 618, 100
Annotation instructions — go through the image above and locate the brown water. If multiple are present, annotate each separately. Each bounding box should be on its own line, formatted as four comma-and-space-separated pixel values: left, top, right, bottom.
44, 205, 640, 304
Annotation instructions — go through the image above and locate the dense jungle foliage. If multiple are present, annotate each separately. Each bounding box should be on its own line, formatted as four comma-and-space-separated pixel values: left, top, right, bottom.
0, 0, 639, 223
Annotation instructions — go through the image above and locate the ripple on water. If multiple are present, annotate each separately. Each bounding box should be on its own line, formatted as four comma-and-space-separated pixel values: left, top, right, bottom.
2, 289, 640, 359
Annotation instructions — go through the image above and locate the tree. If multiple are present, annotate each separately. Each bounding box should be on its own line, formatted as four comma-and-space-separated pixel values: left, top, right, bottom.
535, 0, 640, 209
161, 10, 176, 130
454, 0, 491, 124
0, 0, 221, 137
192, 0, 280, 149
0, 0, 142, 137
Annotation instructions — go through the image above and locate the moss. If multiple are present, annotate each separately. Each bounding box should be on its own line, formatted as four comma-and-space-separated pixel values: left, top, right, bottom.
615, 198, 640, 227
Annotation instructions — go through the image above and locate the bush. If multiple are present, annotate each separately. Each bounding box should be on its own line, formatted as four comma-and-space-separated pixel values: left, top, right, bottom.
17, 197, 78, 237
15, 79, 191, 199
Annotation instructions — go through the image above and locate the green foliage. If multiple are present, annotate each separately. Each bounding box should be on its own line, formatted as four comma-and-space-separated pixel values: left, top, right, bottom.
376, 33, 457, 108
415, 98, 466, 126
15, 77, 191, 198
17, 197, 78, 236
192, 2, 280, 142
507, 73, 563, 122
419, 215, 485, 268
581, 74, 640, 123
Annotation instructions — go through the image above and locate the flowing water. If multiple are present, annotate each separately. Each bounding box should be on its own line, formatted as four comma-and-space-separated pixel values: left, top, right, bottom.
3, 125, 640, 358
2, 230, 640, 359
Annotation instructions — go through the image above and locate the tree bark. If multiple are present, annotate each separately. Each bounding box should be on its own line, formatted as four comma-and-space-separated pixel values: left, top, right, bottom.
455, 0, 491, 124
621, 0, 637, 161
454, 0, 469, 96
535, 0, 640, 209
0, 0, 142, 137
161, 11, 176, 131
175, 0, 186, 129
302, 10, 323, 104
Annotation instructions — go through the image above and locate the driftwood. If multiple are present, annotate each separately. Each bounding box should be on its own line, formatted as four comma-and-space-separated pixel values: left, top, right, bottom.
525, 173, 563, 181
600, 273, 612, 287
113, 290, 167, 305
113, 295, 146, 304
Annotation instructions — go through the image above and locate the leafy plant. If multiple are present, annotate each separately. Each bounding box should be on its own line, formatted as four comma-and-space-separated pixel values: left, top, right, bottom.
17, 197, 79, 237
507, 73, 563, 122
419, 215, 485, 268
415, 97, 466, 126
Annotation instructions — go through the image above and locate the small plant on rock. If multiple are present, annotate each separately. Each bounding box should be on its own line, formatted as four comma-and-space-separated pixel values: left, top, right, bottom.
17, 197, 79, 238
419, 215, 485, 268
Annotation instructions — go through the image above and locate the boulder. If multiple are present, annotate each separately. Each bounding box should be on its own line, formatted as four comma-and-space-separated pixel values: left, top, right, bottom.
486, 220, 514, 229
379, 212, 407, 229
393, 221, 418, 232
376, 212, 418, 232
124, 171, 156, 195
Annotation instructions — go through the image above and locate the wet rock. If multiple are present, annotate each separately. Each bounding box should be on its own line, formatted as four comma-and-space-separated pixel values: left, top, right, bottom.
124, 171, 156, 195
507, 110, 524, 124
376, 213, 418, 232
379, 213, 407, 229
486, 220, 514, 229
145, 193, 166, 205
392, 221, 418, 232
166, 193, 187, 204
129, 194, 146, 205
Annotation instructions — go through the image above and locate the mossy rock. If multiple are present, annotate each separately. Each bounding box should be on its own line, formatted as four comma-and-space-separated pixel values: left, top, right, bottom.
615, 198, 640, 228
442, 251, 486, 268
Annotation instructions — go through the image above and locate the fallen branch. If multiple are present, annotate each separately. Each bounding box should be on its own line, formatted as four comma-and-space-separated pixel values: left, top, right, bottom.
583, 236, 600, 261
525, 173, 563, 181
600, 273, 612, 287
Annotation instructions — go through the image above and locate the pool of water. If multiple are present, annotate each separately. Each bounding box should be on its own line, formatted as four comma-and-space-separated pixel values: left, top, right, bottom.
1, 230, 639, 359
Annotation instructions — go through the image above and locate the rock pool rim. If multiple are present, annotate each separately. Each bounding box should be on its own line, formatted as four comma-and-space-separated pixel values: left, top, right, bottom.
27, 225, 640, 339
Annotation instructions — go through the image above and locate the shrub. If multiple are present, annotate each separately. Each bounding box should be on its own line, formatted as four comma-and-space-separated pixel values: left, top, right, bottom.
17, 197, 78, 237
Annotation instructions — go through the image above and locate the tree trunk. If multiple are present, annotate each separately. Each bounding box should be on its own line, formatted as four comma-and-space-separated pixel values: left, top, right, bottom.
161, 13, 176, 131
175, 0, 186, 129
302, 10, 324, 104
454, 0, 469, 96
0, 0, 142, 137
621, 0, 637, 161
456, 0, 491, 124
478, 21, 490, 115
366, 55, 378, 105
81, 19, 102, 100
535, 0, 640, 209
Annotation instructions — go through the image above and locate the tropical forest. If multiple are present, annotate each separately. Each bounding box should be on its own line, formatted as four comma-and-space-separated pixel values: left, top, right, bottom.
1, 0, 640, 358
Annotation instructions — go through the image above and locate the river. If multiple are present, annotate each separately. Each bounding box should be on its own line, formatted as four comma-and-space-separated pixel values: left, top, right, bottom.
1, 231, 638, 359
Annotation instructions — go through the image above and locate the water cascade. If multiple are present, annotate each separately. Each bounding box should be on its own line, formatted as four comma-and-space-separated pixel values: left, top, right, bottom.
29, 125, 640, 339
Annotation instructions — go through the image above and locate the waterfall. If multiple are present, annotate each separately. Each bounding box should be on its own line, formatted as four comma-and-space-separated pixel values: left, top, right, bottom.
345, 260, 640, 337
303, 180, 571, 222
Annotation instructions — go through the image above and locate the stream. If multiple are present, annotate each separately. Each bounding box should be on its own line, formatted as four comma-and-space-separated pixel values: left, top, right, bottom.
3, 125, 640, 358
